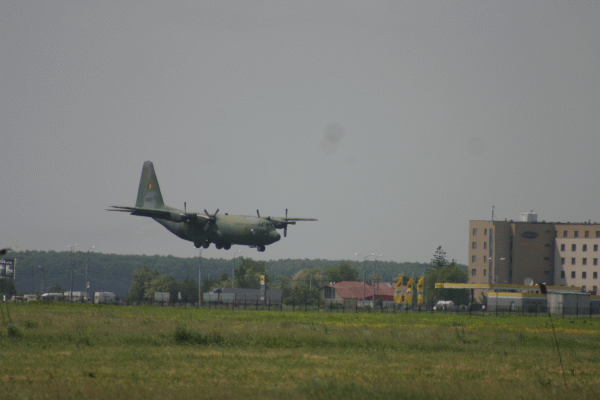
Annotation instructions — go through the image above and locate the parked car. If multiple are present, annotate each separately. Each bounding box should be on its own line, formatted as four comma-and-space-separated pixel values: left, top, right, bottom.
433, 300, 455, 311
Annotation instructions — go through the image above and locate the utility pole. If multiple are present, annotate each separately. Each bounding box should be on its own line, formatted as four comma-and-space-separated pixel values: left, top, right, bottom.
68, 244, 77, 301
363, 270, 365, 306
232, 250, 242, 289
198, 249, 202, 307
40, 266, 45, 294
86, 246, 95, 301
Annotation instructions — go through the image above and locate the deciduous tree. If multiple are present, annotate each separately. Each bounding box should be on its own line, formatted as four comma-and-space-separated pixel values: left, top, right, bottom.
424, 261, 469, 305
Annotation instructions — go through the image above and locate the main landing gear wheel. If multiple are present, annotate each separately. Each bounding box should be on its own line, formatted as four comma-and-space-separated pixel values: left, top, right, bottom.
257, 245, 265, 252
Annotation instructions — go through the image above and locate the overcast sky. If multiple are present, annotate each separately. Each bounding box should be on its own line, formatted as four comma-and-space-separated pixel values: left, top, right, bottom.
2, 1, 599, 264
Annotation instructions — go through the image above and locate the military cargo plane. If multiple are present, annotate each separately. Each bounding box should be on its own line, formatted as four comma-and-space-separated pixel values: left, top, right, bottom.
108, 161, 317, 252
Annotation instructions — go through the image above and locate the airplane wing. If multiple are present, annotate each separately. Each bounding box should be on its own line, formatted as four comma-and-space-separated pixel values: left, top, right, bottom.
267, 216, 317, 228
107, 206, 210, 225
265, 213, 317, 237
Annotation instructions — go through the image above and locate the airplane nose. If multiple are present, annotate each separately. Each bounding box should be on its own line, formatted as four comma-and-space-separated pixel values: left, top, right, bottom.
271, 231, 281, 242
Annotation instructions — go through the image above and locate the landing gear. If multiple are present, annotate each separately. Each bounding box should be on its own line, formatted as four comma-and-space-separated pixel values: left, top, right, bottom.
194, 241, 231, 250
257, 245, 266, 252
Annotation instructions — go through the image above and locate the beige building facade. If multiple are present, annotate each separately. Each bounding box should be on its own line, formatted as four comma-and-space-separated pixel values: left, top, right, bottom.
469, 212, 600, 295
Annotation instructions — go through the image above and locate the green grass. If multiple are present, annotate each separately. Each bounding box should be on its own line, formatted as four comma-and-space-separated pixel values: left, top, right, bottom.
1, 302, 600, 399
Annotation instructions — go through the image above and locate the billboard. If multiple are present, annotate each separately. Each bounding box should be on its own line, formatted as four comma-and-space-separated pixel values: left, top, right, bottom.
0, 259, 15, 279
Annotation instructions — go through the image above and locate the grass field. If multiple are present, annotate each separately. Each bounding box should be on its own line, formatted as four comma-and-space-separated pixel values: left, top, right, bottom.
1, 302, 599, 400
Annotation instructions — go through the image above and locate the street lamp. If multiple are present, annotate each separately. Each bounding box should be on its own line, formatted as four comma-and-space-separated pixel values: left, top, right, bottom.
67, 244, 78, 301
355, 253, 382, 307
86, 246, 95, 301
355, 253, 373, 304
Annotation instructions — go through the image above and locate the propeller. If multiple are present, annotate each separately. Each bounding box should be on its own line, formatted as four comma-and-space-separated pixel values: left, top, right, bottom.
259, 208, 302, 237
271, 209, 296, 237
179, 202, 198, 223
282, 208, 297, 237
203, 209, 219, 231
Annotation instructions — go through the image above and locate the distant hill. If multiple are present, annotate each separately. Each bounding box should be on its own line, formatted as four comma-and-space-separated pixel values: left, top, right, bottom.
7, 250, 440, 296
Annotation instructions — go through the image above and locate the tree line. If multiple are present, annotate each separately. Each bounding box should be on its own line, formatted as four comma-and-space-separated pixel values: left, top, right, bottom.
5, 248, 469, 304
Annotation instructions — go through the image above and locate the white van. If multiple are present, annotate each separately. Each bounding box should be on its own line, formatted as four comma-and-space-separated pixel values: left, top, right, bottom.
94, 292, 117, 304
40, 293, 63, 302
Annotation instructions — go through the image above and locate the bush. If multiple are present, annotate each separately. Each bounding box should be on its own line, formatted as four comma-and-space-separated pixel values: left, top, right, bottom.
6, 324, 22, 338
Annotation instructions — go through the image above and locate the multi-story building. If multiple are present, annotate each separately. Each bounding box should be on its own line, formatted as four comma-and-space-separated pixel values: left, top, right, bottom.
469, 211, 600, 294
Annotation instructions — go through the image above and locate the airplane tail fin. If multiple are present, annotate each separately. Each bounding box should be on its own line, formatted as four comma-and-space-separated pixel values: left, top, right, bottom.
135, 161, 165, 209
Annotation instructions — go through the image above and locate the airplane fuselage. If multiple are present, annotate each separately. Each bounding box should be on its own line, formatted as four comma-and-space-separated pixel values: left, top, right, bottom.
155, 213, 281, 251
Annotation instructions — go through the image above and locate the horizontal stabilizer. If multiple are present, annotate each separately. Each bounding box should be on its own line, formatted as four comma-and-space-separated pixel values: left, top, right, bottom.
107, 206, 209, 224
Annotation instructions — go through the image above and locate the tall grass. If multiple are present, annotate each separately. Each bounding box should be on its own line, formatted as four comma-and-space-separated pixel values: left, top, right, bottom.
1, 302, 599, 399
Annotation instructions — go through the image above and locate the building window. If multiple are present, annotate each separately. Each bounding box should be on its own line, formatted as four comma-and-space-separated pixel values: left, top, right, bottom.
472, 242, 477, 250
571, 271, 576, 279
585, 231, 590, 238
561, 244, 566, 251
473, 228, 477, 236
596, 231, 600, 238
571, 258, 576, 265
594, 244, 599, 252
583, 258, 587, 265
561, 271, 566, 279
324, 287, 335, 299
561, 258, 565, 265
483, 255, 487, 262
483, 269, 486, 276
583, 244, 588, 252
582, 272, 587, 279
483, 242, 487, 250
574, 231, 579, 238
472, 269, 476, 276
484, 229, 487, 235
563, 230, 568, 238
472, 255, 477, 263
594, 272, 598, 279
594, 258, 598, 266
572, 244, 577, 252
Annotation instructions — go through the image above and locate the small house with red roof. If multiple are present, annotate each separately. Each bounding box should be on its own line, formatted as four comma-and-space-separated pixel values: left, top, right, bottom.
320, 281, 401, 308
